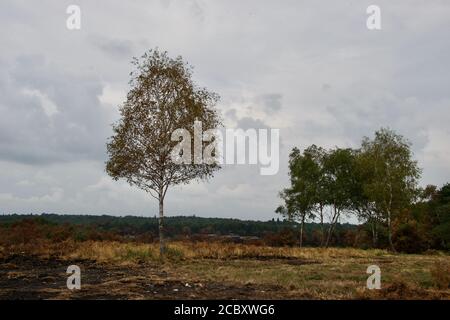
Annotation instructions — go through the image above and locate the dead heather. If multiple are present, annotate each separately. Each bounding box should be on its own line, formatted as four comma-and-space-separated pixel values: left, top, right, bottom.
1, 241, 449, 299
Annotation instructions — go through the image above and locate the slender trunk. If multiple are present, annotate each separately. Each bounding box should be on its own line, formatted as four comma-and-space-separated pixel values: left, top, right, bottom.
325, 223, 334, 248
325, 225, 332, 248
319, 204, 325, 247
387, 211, 396, 252
386, 181, 396, 252
325, 205, 338, 248
158, 195, 165, 257
370, 217, 378, 248
299, 215, 305, 248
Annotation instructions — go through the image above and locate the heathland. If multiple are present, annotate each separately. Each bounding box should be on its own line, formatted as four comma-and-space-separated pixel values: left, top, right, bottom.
0, 216, 449, 299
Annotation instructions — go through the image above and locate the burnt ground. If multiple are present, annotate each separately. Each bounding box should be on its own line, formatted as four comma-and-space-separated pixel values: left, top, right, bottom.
0, 254, 287, 300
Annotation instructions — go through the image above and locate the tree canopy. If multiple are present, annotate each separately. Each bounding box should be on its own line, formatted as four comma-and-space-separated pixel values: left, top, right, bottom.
277, 128, 426, 252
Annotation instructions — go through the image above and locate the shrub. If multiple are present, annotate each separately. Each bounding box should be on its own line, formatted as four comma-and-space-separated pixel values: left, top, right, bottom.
263, 228, 297, 247
393, 221, 427, 253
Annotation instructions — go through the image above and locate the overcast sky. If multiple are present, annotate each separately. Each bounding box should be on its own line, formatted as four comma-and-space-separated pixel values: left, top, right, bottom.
0, 0, 449, 221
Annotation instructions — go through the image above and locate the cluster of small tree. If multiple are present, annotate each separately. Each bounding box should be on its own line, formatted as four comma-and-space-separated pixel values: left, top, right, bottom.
277, 128, 449, 253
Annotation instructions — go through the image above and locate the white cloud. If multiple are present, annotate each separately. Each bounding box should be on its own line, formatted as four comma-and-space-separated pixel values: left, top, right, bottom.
22, 88, 59, 117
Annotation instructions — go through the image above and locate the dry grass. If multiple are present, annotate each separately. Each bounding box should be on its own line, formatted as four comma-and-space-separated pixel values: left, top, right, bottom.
64, 241, 450, 298
430, 260, 450, 289
5, 240, 390, 262
3, 240, 449, 299
66, 241, 158, 264
168, 242, 389, 260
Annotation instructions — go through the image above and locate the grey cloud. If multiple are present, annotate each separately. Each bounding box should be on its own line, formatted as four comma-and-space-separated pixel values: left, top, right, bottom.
0, 1, 449, 220
257, 94, 282, 114
0, 55, 113, 165
322, 84, 331, 92
225, 108, 237, 122
236, 117, 269, 130
234, 116, 285, 153
92, 36, 135, 59
325, 93, 432, 153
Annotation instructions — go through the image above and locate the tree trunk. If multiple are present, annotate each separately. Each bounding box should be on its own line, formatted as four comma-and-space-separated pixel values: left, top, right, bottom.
158, 196, 165, 257
325, 224, 333, 248
319, 205, 325, 247
386, 182, 396, 252
325, 206, 338, 248
371, 218, 378, 248
387, 211, 396, 252
299, 216, 305, 248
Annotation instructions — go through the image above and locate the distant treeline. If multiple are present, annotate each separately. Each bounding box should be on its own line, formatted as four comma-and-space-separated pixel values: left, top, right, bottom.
0, 211, 448, 252
0, 213, 359, 247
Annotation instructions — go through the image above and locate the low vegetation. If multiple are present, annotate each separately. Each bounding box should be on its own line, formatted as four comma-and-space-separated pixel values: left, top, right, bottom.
1, 215, 449, 299
1, 233, 449, 299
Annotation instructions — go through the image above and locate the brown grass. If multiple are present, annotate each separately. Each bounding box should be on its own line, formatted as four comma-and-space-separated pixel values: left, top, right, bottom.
3, 240, 390, 261
430, 260, 450, 289
2, 240, 449, 299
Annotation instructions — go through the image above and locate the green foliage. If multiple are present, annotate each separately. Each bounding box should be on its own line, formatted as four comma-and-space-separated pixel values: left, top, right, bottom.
359, 128, 421, 251
322, 147, 357, 212
277, 128, 450, 253
277, 147, 321, 220
392, 221, 427, 253
277, 145, 328, 246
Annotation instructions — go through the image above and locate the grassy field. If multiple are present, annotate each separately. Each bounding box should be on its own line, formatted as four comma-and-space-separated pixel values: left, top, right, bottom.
0, 241, 449, 299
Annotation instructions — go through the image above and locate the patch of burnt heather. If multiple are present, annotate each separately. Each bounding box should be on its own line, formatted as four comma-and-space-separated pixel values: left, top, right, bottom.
0, 254, 286, 300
